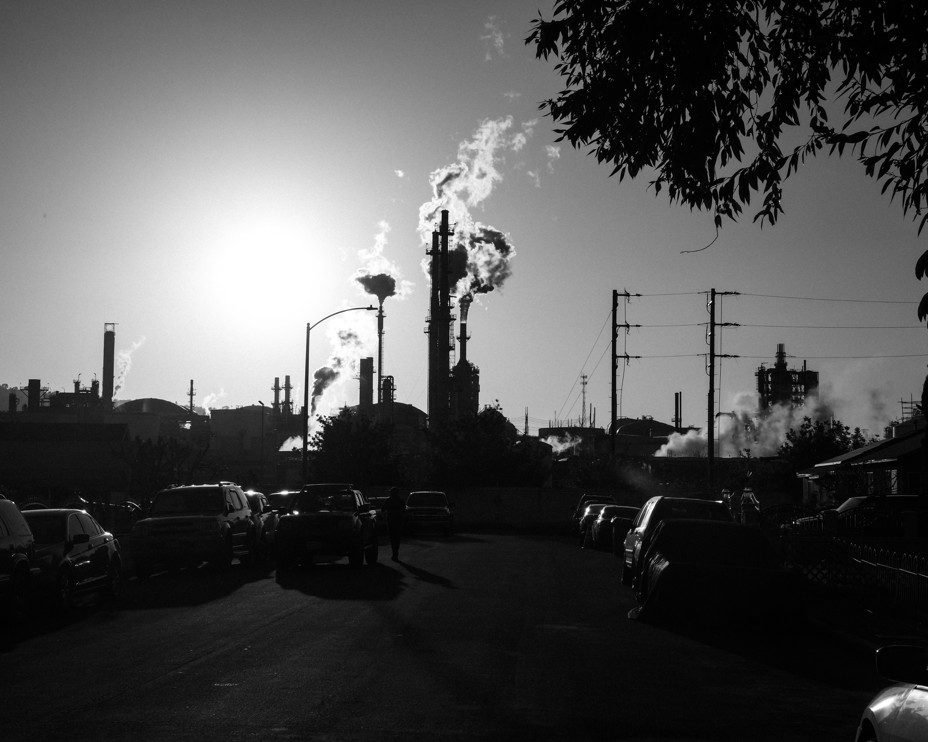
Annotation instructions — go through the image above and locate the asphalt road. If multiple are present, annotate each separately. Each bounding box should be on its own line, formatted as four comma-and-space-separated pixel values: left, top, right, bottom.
1, 533, 882, 741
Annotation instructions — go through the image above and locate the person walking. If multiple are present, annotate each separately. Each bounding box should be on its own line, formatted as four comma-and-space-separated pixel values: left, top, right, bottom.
384, 487, 407, 562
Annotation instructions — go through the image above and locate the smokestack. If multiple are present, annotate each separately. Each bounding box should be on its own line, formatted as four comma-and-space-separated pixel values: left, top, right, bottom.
674, 391, 682, 429
102, 323, 115, 405
458, 295, 472, 363
273, 377, 281, 415
284, 375, 292, 416
359, 357, 374, 411
27, 379, 41, 412
776, 342, 786, 367
377, 302, 385, 404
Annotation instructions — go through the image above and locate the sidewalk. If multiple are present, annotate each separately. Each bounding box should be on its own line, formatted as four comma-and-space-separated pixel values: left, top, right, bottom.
805, 582, 927, 651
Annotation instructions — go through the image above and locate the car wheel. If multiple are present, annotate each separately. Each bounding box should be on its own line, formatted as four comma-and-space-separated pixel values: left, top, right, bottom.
364, 540, 379, 565
57, 571, 76, 610
241, 532, 258, 567
107, 559, 125, 600
10, 566, 29, 620
349, 544, 364, 568
620, 562, 632, 586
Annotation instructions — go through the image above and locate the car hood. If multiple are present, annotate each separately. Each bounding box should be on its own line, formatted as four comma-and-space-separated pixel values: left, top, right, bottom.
863, 683, 916, 727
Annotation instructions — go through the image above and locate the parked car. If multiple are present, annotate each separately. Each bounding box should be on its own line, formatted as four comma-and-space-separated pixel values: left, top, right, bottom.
856, 644, 928, 742
586, 504, 640, 551
633, 519, 804, 625
578, 503, 611, 548
621, 496, 732, 588
244, 490, 278, 561
131, 482, 258, 578
267, 490, 299, 513
611, 506, 641, 558
275, 484, 379, 569
22, 508, 123, 609
570, 494, 616, 535
0, 496, 40, 620
405, 490, 454, 536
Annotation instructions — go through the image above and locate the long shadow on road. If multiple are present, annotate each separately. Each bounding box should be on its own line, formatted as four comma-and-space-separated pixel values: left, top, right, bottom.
126, 562, 271, 610
399, 561, 456, 589
275, 562, 403, 601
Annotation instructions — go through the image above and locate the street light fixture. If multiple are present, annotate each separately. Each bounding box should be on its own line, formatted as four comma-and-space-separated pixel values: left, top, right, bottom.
302, 306, 376, 482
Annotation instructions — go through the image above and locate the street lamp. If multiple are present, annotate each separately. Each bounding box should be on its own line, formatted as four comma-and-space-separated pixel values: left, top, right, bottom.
302, 306, 376, 482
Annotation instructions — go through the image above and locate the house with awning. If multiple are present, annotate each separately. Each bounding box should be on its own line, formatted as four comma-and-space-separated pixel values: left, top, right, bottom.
797, 416, 926, 507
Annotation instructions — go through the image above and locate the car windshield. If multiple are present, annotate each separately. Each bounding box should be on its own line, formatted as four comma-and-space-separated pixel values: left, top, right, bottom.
294, 489, 356, 512
149, 487, 224, 516
657, 500, 731, 523
407, 492, 447, 508
267, 492, 295, 510
23, 512, 66, 545
836, 496, 867, 513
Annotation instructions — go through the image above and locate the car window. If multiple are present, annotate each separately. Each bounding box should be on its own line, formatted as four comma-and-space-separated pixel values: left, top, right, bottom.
294, 489, 356, 512
67, 514, 85, 538
22, 512, 66, 545
151, 487, 225, 516
635, 500, 655, 528
407, 492, 448, 507
77, 512, 102, 535
0, 513, 8, 537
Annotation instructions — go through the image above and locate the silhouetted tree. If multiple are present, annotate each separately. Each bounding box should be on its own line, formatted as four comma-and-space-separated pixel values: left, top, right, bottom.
528, 2, 928, 317
777, 416, 870, 473
310, 409, 398, 486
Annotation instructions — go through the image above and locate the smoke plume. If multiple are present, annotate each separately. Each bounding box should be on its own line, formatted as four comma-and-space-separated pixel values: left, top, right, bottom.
544, 433, 582, 455
113, 337, 146, 396
418, 117, 526, 303
310, 328, 365, 415
656, 391, 836, 458
202, 388, 228, 415
353, 220, 412, 304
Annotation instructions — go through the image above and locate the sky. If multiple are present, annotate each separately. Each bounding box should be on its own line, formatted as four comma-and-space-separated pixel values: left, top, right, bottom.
1, 1, 926, 441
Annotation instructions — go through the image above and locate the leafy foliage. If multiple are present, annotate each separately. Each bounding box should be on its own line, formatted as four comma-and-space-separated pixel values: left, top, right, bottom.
777, 416, 871, 473
310, 409, 399, 486
528, 1, 928, 314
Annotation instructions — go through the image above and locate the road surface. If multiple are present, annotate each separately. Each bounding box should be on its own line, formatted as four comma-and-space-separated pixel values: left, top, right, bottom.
2, 533, 880, 740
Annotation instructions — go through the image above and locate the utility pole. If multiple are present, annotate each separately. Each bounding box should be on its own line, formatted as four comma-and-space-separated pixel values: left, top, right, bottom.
705, 289, 740, 493
611, 290, 618, 453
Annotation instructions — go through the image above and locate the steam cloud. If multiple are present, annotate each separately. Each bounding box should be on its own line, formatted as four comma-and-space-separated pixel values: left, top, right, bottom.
418, 116, 527, 303
310, 328, 365, 414
353, 220, 412, 304
202, 388, 228, 415
544, 433, 582, 455
657, 391, 837, 458
113, 337, 146, 396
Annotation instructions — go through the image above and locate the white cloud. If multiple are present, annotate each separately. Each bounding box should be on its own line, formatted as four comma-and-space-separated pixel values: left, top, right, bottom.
503, 90, 522, 101
481, 15, 506, 61
394, 169, 405, 178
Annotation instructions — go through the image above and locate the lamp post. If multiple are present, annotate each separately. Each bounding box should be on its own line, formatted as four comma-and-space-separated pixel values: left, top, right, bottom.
302, 306, 376, 483
257, 400, 266, 487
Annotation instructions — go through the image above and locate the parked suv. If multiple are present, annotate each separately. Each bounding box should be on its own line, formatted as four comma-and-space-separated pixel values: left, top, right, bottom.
0, 496, 39, 619
275, 484, 379, 569
405, 490, 454, 536
131, 483, 257, 577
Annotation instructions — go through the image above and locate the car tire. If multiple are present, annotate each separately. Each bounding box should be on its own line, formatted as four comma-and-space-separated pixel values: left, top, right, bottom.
581, 529, 593, 550
364, 540, 379, 566
241, 532, 258, 567
620, 562, 632, 586
57, 571, 76, 611
107, 559, 125, 601
9, 566, 29, 620
349, 544, 364, 568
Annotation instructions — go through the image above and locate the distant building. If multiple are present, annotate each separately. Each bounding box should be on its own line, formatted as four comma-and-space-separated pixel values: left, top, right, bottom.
756, 342, 818, 410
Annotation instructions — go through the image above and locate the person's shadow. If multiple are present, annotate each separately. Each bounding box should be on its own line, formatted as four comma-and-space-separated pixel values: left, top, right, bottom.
400, 561, 456, 589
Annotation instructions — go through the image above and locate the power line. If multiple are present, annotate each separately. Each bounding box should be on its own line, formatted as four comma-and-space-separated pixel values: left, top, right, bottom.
556, 308, 611, 420
741, 323, 924, 329
740, 292, 917, 304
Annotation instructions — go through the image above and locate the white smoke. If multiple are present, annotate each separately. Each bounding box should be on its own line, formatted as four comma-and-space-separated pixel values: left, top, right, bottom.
202, 389, 228, 415
481, 15, 506, 61
352, 220, 413, 302
544, 433, 582, 455
113, 337, 146, 396
656, 391, 835, 458
418, 117, 526, 302
310, 321, 373, 419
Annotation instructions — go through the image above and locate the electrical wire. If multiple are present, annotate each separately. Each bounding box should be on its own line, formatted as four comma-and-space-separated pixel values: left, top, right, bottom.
741, 323, 924, 329
556, 308, 611, 421
740, 292, 917, 304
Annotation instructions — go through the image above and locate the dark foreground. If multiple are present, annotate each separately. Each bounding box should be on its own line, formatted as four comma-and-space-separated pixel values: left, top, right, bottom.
1, 533, 880, 741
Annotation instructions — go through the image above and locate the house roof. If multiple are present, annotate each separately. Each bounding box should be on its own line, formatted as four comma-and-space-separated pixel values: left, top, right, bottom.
798, 428, 924, 477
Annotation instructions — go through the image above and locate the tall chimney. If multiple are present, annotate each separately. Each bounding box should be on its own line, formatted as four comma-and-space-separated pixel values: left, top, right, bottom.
458, 295, 472, 364
102, 323, 116, 405
283, 375, 292, 416
377, 302, 385, 404
27, 379, 41, 412
273, 377, 281, 415
359, 357, 374, 411
776, 342, 786, 367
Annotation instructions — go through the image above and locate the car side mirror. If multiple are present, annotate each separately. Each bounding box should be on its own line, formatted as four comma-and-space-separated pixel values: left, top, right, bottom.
71, 533, 90, 545
876, 645, 928, 684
